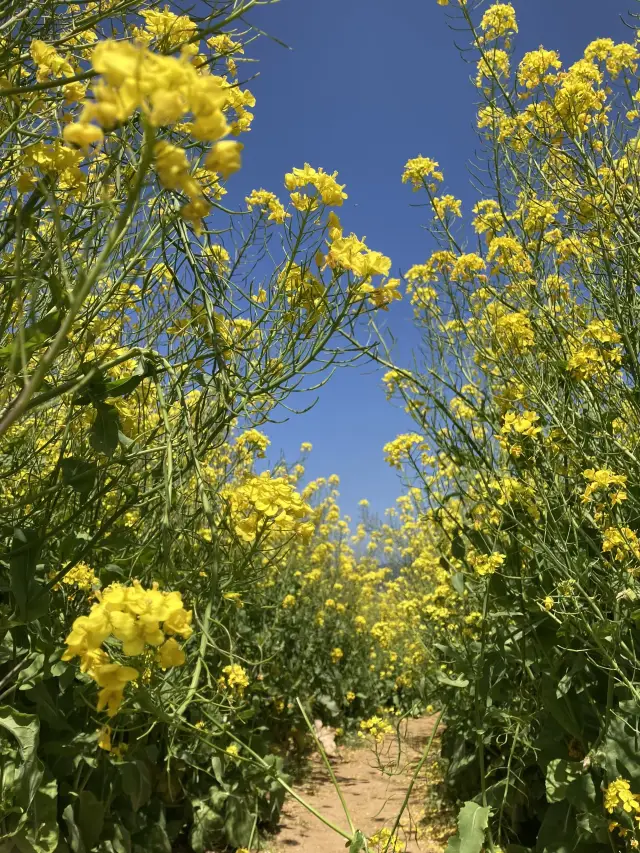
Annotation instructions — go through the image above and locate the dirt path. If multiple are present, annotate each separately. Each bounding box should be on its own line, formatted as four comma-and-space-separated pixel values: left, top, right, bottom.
268, 717, 448, 853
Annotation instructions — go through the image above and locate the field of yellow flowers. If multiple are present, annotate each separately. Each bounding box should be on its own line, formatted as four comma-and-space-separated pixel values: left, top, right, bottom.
4, 0, 640, 851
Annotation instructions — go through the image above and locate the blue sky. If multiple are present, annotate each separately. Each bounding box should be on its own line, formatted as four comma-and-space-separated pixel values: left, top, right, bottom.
227, 0, 634, 522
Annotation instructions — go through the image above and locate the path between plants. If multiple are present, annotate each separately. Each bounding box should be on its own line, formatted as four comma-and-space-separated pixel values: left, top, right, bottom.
268, 717, 447, 853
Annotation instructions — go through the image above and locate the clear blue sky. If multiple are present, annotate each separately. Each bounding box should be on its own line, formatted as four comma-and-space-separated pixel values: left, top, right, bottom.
227, 0, 633, 522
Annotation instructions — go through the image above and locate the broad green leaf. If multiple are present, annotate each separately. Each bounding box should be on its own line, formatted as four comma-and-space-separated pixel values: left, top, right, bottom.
96, 822, 131, 853
77, 791, 104, 850
0, 707, 43, 815
604, 716, 640, 786
545, 759, 582, 803
536, 802, 574, 853
60, 458, 98, 495
9, 529, 41, 622
545, 759, 595, 810
0, 308, 61, 367
62, 804, 85, 853
445, 801, 490, 853
436, 672, 470, 689
14, 776, 58, 853
121, 762, 151, 811
348, 830, 368, 852
90, 404, 120, 457
104, 373, 145, 399
451, 572, 465, 595
224, 797, 253, 849
540, 678, 582, 740
189, 794, 225, 853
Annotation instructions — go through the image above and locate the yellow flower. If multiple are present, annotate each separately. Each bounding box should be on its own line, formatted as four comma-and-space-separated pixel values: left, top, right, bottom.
285, 163, 347, 207
402, 156, 443, 190
605, 778, 640, 814
63, 122, 104, 153
93, 663, 139, 717
157, 638, 186, 669
221, 663, 250, 696
97, 725, 112, 751
331, 647, 344, 664
480, 3, 518, 42
205, 140, 243, 179
62, 607, 112, 660
468, 551, 506, 577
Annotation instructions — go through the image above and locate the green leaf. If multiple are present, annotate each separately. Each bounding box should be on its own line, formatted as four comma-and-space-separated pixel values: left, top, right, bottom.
77, 791, 104, 850
90, 404, 120, 457
604, 716, 640, 786
445, 802, 490, 853
97, 822, 131, 853
536, 802, 573, 853
9, 528, 42, 621
14, 776, 59, 853
451, 530, 466, 560
211, 756, 224, 786
224, 797, 254, 849
0, 706, 43, 815
0, 308, 61, 367
62, 804, 85, 853
348, 830, 368, 852
540, 678, 582, 740
60, 458, 97, 495
189, 793, 226, 853
451, 572, 465, 595
545, 759, 595, 810
436, 672, 470, 689
121, 762, 151, 811
104, 373, 145, 399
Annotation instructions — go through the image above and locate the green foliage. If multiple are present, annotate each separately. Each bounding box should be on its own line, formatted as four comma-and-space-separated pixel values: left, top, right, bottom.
445, 802, 491, 853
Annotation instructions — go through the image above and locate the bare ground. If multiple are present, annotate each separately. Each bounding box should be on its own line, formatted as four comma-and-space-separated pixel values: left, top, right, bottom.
266, 717, 449, 853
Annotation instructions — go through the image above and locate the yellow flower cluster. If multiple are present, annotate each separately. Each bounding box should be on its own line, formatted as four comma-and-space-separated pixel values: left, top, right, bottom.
602, 527, 640, 563
219, 663, 250, 697
246, 189, 289, 223
567, 320, 622, 382
479, 3, 517, 42
359, 716, 393, 743
498, 410, 541, 455
21, 141, 86, 196
223, 472, 313, 543
132, 7, 197, 51
476, 49, 510, 89
492, 309, 535, 353
330, 647, 344, 664
234, 428, 271, 459
582, 468, 627, 505
63, 39, 243, 231
605, 778, 640, 814
518, 48, 562, 90
369, 828, 406, 853
284, 163, 347, 210
325, 225, 391, 279
468, 551, 506, 577
52, 561, 99, 592
30, 40, 82, 103
62, 582, 192, 715
402, 156, 444, 191
433, 194, 462, 219
383, 433, 430, 470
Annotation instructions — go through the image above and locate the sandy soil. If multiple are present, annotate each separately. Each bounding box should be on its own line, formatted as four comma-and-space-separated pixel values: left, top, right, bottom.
266, 717, 446, 853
